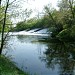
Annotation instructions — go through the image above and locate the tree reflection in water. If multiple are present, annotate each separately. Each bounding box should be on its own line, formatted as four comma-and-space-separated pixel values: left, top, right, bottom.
40, 40, 75, 75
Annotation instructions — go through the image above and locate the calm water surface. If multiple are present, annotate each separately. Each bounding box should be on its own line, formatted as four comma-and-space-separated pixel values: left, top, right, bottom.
2, 35, 75, 75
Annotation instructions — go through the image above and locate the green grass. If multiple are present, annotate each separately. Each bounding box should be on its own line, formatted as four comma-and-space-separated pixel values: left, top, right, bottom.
0, 55, 28, 75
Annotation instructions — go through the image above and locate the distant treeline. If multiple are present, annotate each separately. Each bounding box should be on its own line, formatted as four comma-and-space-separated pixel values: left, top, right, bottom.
11, 16, 51, 32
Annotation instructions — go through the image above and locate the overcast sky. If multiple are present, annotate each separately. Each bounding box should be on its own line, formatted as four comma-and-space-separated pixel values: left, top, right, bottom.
21, 0, 59, 18
11, 0, 59, 23
22, 0, 58, 13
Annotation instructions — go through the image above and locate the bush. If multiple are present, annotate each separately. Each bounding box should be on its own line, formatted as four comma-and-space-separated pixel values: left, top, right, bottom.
56, 29, 72, 41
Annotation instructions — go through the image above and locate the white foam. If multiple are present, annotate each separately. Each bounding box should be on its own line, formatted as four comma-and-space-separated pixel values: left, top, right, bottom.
9, 29, 49, 36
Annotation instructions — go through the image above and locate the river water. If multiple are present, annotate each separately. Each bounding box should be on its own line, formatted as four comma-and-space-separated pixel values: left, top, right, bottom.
2, 33, 75, 75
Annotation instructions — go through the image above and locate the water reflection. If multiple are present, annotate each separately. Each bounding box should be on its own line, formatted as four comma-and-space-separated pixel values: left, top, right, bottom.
40, 41, 75, 75
17, 35, 36, 43
3, 35, 50, 75
17, 35, 47, 43
3, 35, 75, 75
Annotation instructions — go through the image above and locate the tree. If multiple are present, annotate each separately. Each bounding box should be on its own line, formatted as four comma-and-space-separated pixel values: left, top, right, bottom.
0, 0, 10, 55
56, 0, 75, 41
58, 0, 75, 19
0, 0, 1, 5
0, 0, 33, 55
42, 0, 75, 41
68, 0, 75, 18
57, 0, 69, 11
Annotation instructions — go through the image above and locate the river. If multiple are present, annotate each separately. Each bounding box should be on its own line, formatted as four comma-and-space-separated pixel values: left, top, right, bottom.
2, 30, 75, 75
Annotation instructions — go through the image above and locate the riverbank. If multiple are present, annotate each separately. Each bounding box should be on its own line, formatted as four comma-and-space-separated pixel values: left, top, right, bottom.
0, 55, 28, 75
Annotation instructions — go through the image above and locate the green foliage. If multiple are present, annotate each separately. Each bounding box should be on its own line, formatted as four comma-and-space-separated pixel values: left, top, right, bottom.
0, 6, 12, 32
56, 25, 75, 41
56, 29, 71, 41
57, 0, 69, 11
14, 17, 50, 31
0, 55, 28, 75
71, 25, 75, 37
16, 21, 25, 31
48, 0, 75, 41
15, 20, 36, 31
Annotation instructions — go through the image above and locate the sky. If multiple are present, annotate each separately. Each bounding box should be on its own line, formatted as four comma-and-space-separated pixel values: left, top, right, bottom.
22, 0, 58, 11
22, 0, 58, 16
11, 0, 59, 23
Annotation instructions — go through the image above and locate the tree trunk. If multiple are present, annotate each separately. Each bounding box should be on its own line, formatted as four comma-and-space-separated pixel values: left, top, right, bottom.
0, 0, 1, 5
0, 0, 9, 55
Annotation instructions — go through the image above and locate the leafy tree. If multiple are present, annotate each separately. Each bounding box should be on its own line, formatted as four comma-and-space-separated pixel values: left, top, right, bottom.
57, 0, 69, 11
0, 0, 33, 54
0, 0, 10, 55
55, 0, 75, 41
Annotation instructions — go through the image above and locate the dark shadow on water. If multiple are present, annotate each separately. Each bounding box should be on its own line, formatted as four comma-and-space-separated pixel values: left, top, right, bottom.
40, 40, 75, 75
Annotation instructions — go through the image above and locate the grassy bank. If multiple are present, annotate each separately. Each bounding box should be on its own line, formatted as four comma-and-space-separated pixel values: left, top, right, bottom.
0, 55, 28, 75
